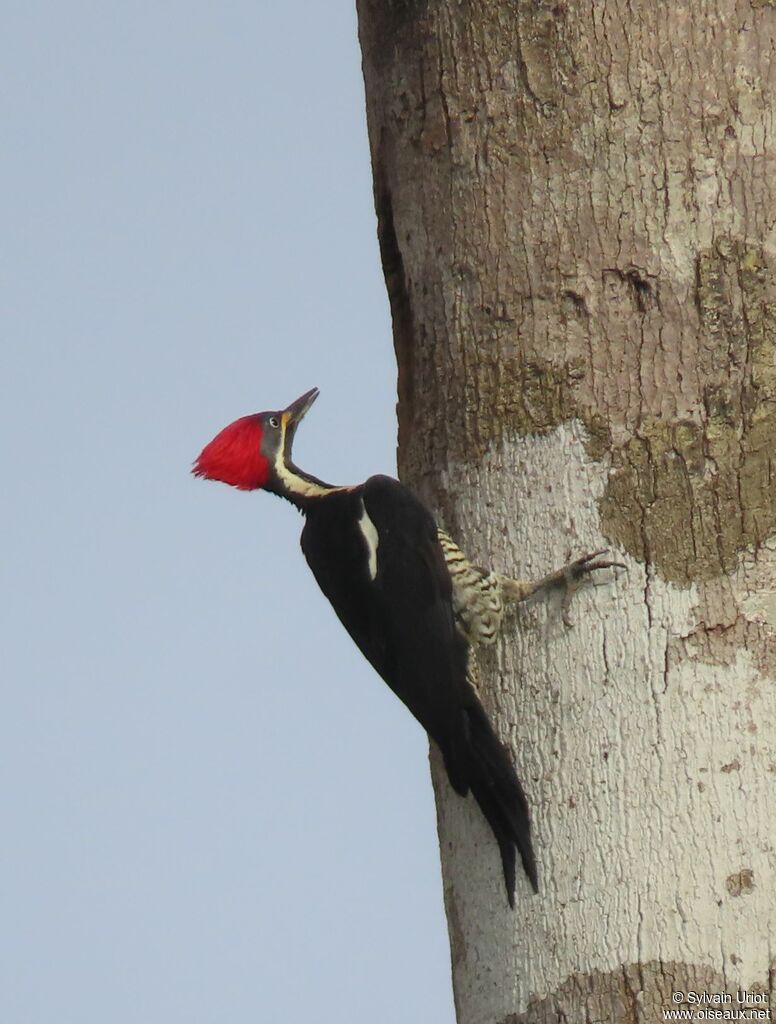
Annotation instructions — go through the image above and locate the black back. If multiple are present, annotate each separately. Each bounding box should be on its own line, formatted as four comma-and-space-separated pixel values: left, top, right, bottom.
300, 478, 467, 770
299, 474, 537, 901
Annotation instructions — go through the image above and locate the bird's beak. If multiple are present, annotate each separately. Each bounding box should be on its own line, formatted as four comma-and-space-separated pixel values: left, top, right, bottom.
282, 387, 319, 450
284, 387, 319, 424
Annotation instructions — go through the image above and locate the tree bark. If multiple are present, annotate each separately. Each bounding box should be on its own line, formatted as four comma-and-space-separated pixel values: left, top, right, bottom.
357, 1, 776, 1022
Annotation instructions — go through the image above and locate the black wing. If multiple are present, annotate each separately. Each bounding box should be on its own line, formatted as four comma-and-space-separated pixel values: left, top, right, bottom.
300, 477, 468, 768
300, 474, 537, 901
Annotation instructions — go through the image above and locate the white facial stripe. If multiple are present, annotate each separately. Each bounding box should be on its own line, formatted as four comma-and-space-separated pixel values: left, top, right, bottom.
273, 457, 343, 498
272, 417, 344, 498
358, 501, 379, 580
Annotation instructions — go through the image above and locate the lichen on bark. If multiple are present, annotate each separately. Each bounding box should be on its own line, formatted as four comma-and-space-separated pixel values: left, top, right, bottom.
498, 960, 775, 1024
600, 240, 776, 585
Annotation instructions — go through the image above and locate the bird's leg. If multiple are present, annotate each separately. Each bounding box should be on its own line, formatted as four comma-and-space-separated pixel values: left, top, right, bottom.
498, 551, 625, 627
465, 650, 483, 693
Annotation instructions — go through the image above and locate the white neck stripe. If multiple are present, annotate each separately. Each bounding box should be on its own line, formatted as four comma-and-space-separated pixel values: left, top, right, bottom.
273, 419, 347, 498
273, 457, 347, 498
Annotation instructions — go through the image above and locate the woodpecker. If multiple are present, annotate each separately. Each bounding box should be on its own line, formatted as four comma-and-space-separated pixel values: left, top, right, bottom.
193, 387, 620, 906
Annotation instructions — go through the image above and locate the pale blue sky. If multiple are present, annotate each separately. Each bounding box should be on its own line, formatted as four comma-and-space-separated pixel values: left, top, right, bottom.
2, 4, 454, 1020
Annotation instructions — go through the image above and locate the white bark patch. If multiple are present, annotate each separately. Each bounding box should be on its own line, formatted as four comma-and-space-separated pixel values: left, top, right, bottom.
434, 419, 776, 1024
357, 501, 379, 580
733, 536, 776, 628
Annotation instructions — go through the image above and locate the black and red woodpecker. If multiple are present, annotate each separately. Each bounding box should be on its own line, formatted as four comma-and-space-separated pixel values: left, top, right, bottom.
193, 387, 619, 906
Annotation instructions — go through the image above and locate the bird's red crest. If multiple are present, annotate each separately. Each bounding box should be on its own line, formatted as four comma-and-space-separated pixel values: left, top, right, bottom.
192, 415, 270, 491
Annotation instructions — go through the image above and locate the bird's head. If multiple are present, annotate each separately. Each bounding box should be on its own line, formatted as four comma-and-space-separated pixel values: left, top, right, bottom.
193, 387, 319, 492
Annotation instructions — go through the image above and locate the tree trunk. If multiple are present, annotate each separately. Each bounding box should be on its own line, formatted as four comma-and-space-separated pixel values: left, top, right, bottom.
357, 2, 776, 1022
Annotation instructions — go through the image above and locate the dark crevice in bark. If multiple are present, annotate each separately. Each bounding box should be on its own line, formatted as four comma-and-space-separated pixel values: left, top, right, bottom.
357, 0, 428, 72
374, 167, 417, 465
626, 269, 656, 314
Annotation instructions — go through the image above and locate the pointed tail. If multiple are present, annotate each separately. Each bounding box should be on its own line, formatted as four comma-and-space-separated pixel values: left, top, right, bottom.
462, 700, 538, 906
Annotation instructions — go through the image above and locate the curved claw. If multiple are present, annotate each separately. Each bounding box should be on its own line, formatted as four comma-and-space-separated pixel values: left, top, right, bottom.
500, 549, 625, 624
558, 549, 626, 626
565, 550, 627, 577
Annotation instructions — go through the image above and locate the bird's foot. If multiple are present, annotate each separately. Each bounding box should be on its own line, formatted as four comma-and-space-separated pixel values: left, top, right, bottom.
501, 550, 625, 626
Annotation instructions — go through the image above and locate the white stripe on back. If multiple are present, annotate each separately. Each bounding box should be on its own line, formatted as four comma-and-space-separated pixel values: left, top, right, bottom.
357, 501, 379, 580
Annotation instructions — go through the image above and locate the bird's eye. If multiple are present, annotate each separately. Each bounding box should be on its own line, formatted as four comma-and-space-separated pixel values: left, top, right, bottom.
268, 416, 280, 429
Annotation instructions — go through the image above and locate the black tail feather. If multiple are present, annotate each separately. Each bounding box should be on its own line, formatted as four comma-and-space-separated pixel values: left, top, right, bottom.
496, 835, 517, 910
463, 701, 538, 904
